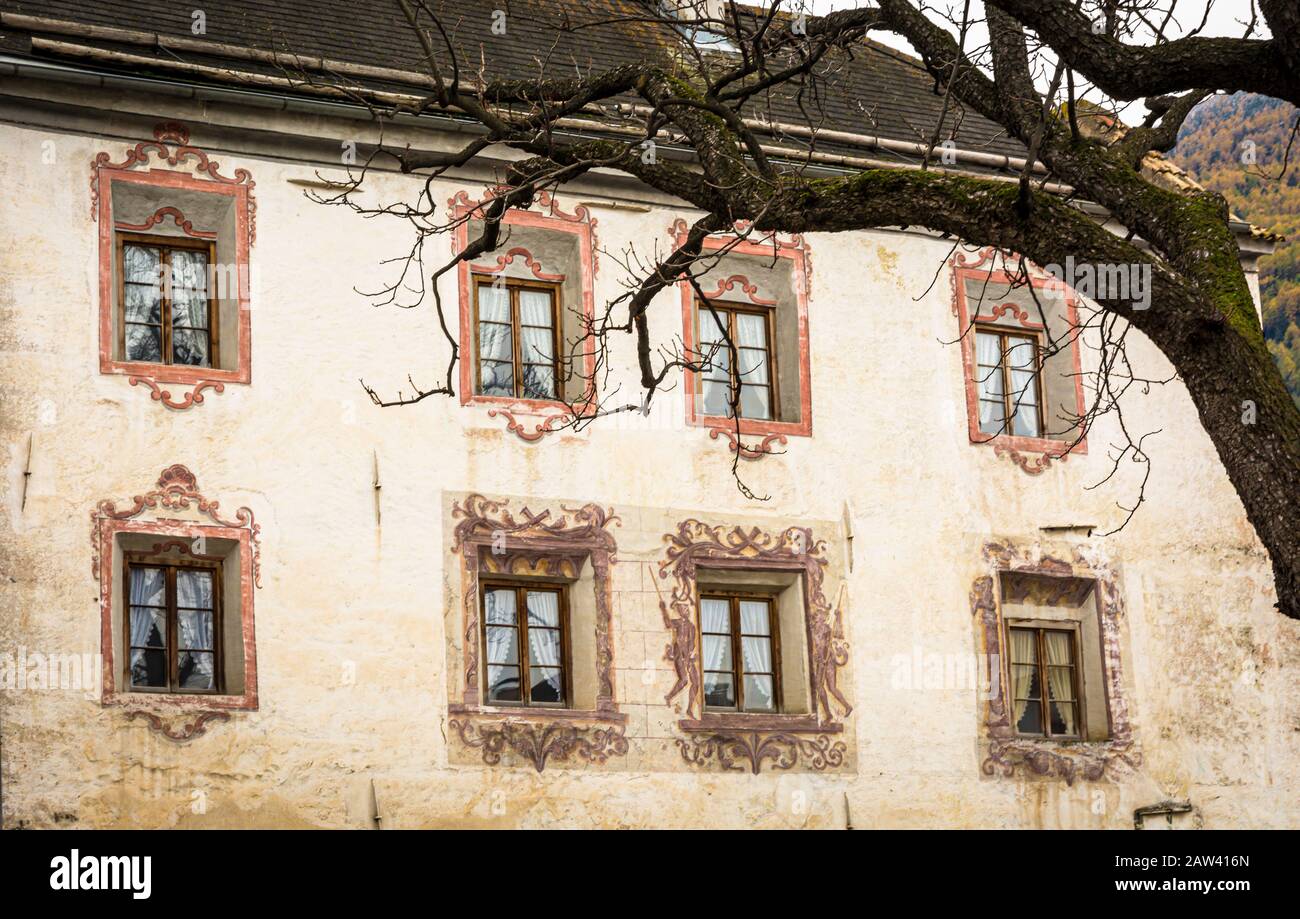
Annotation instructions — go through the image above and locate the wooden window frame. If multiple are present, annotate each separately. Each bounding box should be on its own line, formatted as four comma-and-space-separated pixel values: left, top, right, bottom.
479, 579, 573, 709
694, 300, 781, 422
1005, 620, 1085, 740
974, 324, 1046, 439
122, 552, 224, 696
698, 591, 783, 714
472, 276, 563, 402
116, 231, 219, 369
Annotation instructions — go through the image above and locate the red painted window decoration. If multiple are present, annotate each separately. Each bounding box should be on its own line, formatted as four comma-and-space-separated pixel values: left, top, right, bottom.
93, 122, 254, 410
92, 465, 260, 740
951, 247, 1088, 474
450, 189, 598, 442
671, 219, 813, 459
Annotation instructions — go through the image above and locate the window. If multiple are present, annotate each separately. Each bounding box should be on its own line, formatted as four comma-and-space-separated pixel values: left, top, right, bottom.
974, 326, 1043, 438
673, 226, 813, 449
482, 583, 569, 706
118, 234, 217, 368
697, 302, 776, 421
699, 593, 780, 712
125, 556, 222, 693
1007, 625, 1082, 738
474, 277, 560, 400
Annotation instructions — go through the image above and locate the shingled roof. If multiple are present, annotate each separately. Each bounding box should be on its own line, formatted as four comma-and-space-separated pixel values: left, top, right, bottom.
0, 0, 1033, 177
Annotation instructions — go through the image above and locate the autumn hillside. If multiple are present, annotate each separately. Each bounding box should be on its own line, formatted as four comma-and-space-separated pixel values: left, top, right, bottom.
1172, 92, 1300, 406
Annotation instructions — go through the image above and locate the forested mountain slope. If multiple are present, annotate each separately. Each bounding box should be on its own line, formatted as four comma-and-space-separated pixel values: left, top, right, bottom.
1174, 92, 1299, 406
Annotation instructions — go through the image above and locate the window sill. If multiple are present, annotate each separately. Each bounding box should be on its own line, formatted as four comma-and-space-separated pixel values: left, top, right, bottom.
1013, 734, 1107, 745
970, 431, 1086, 456
101, 358, 246, 385
106, 690, 256, 711
448, 704, 626, 725
678, 713, 841, 733
693, 413, 809, 438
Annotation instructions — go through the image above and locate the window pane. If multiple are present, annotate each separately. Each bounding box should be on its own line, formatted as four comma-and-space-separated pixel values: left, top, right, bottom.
129, 567, 165, 607
172, 285, 210, 331
698, 308, 727, 345
1008, 366, 1037, 401
176, 569, 213, 609
485, 626, 518, 664
477, 284, 509, 322
123, 245, 161, 285
521, 363, 556, 400
526, 591, 560, 627
518, 289, 554, 327
1043, 631, 1075, 666
484, 589, 517, 625
170, 248, 208, 292
1013, 664, 1041, 700
736, 347, 769, 384
129, 648, 167, 688
1005, 337, 1036, 369
125, 323, 162, 363
129, 607, 167, 649
178, 651, 215, 690
701, 378, 732, 417
700, 598, 731, 633
734, 312, 767, 348
739, 601, 770, 635
699, 337, 730, 378
975, 330, 1001, 371
975, 363, 1004, 402
479, 360, 514, 397
979, 399, 1006, 436
486, 665, 521, 702
1011, 399, 1040, 437
703, 671, 735, 708
1050, 700, 1079, 736
740, 384, 771, 420
741, 635, 772, 674
124, 283, 161, 324
171, 328, 210, 367
520, 326, 554, 365
1008, 628, 1037, 664
530, 667, 564, 703
701, 634, 732, 671
478, 321, 513, 364
1015, 698, 1043, 734
527, 628, 562, 668
743, 674, 776, 712
178, 609, 214, 651
1045, 669, 1076, 703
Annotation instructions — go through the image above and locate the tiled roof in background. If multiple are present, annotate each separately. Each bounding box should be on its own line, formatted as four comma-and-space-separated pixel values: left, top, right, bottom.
0, 0, 1030, 174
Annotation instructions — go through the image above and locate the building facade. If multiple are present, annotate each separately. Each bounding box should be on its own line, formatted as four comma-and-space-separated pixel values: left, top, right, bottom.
0, 3, 1297, 829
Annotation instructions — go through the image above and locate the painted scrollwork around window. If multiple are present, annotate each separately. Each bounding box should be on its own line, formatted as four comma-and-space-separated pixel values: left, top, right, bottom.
658, 518, 853, 773
446, 493, 629, 771
973, 541, 1140, 784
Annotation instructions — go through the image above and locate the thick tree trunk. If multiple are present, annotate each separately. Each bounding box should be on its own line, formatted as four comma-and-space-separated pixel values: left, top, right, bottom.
1172, 319, 1300, 619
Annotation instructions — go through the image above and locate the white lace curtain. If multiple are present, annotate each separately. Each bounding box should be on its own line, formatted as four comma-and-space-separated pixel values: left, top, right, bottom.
1044, 631, 1077, 735
1010, 628, 1036, 728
